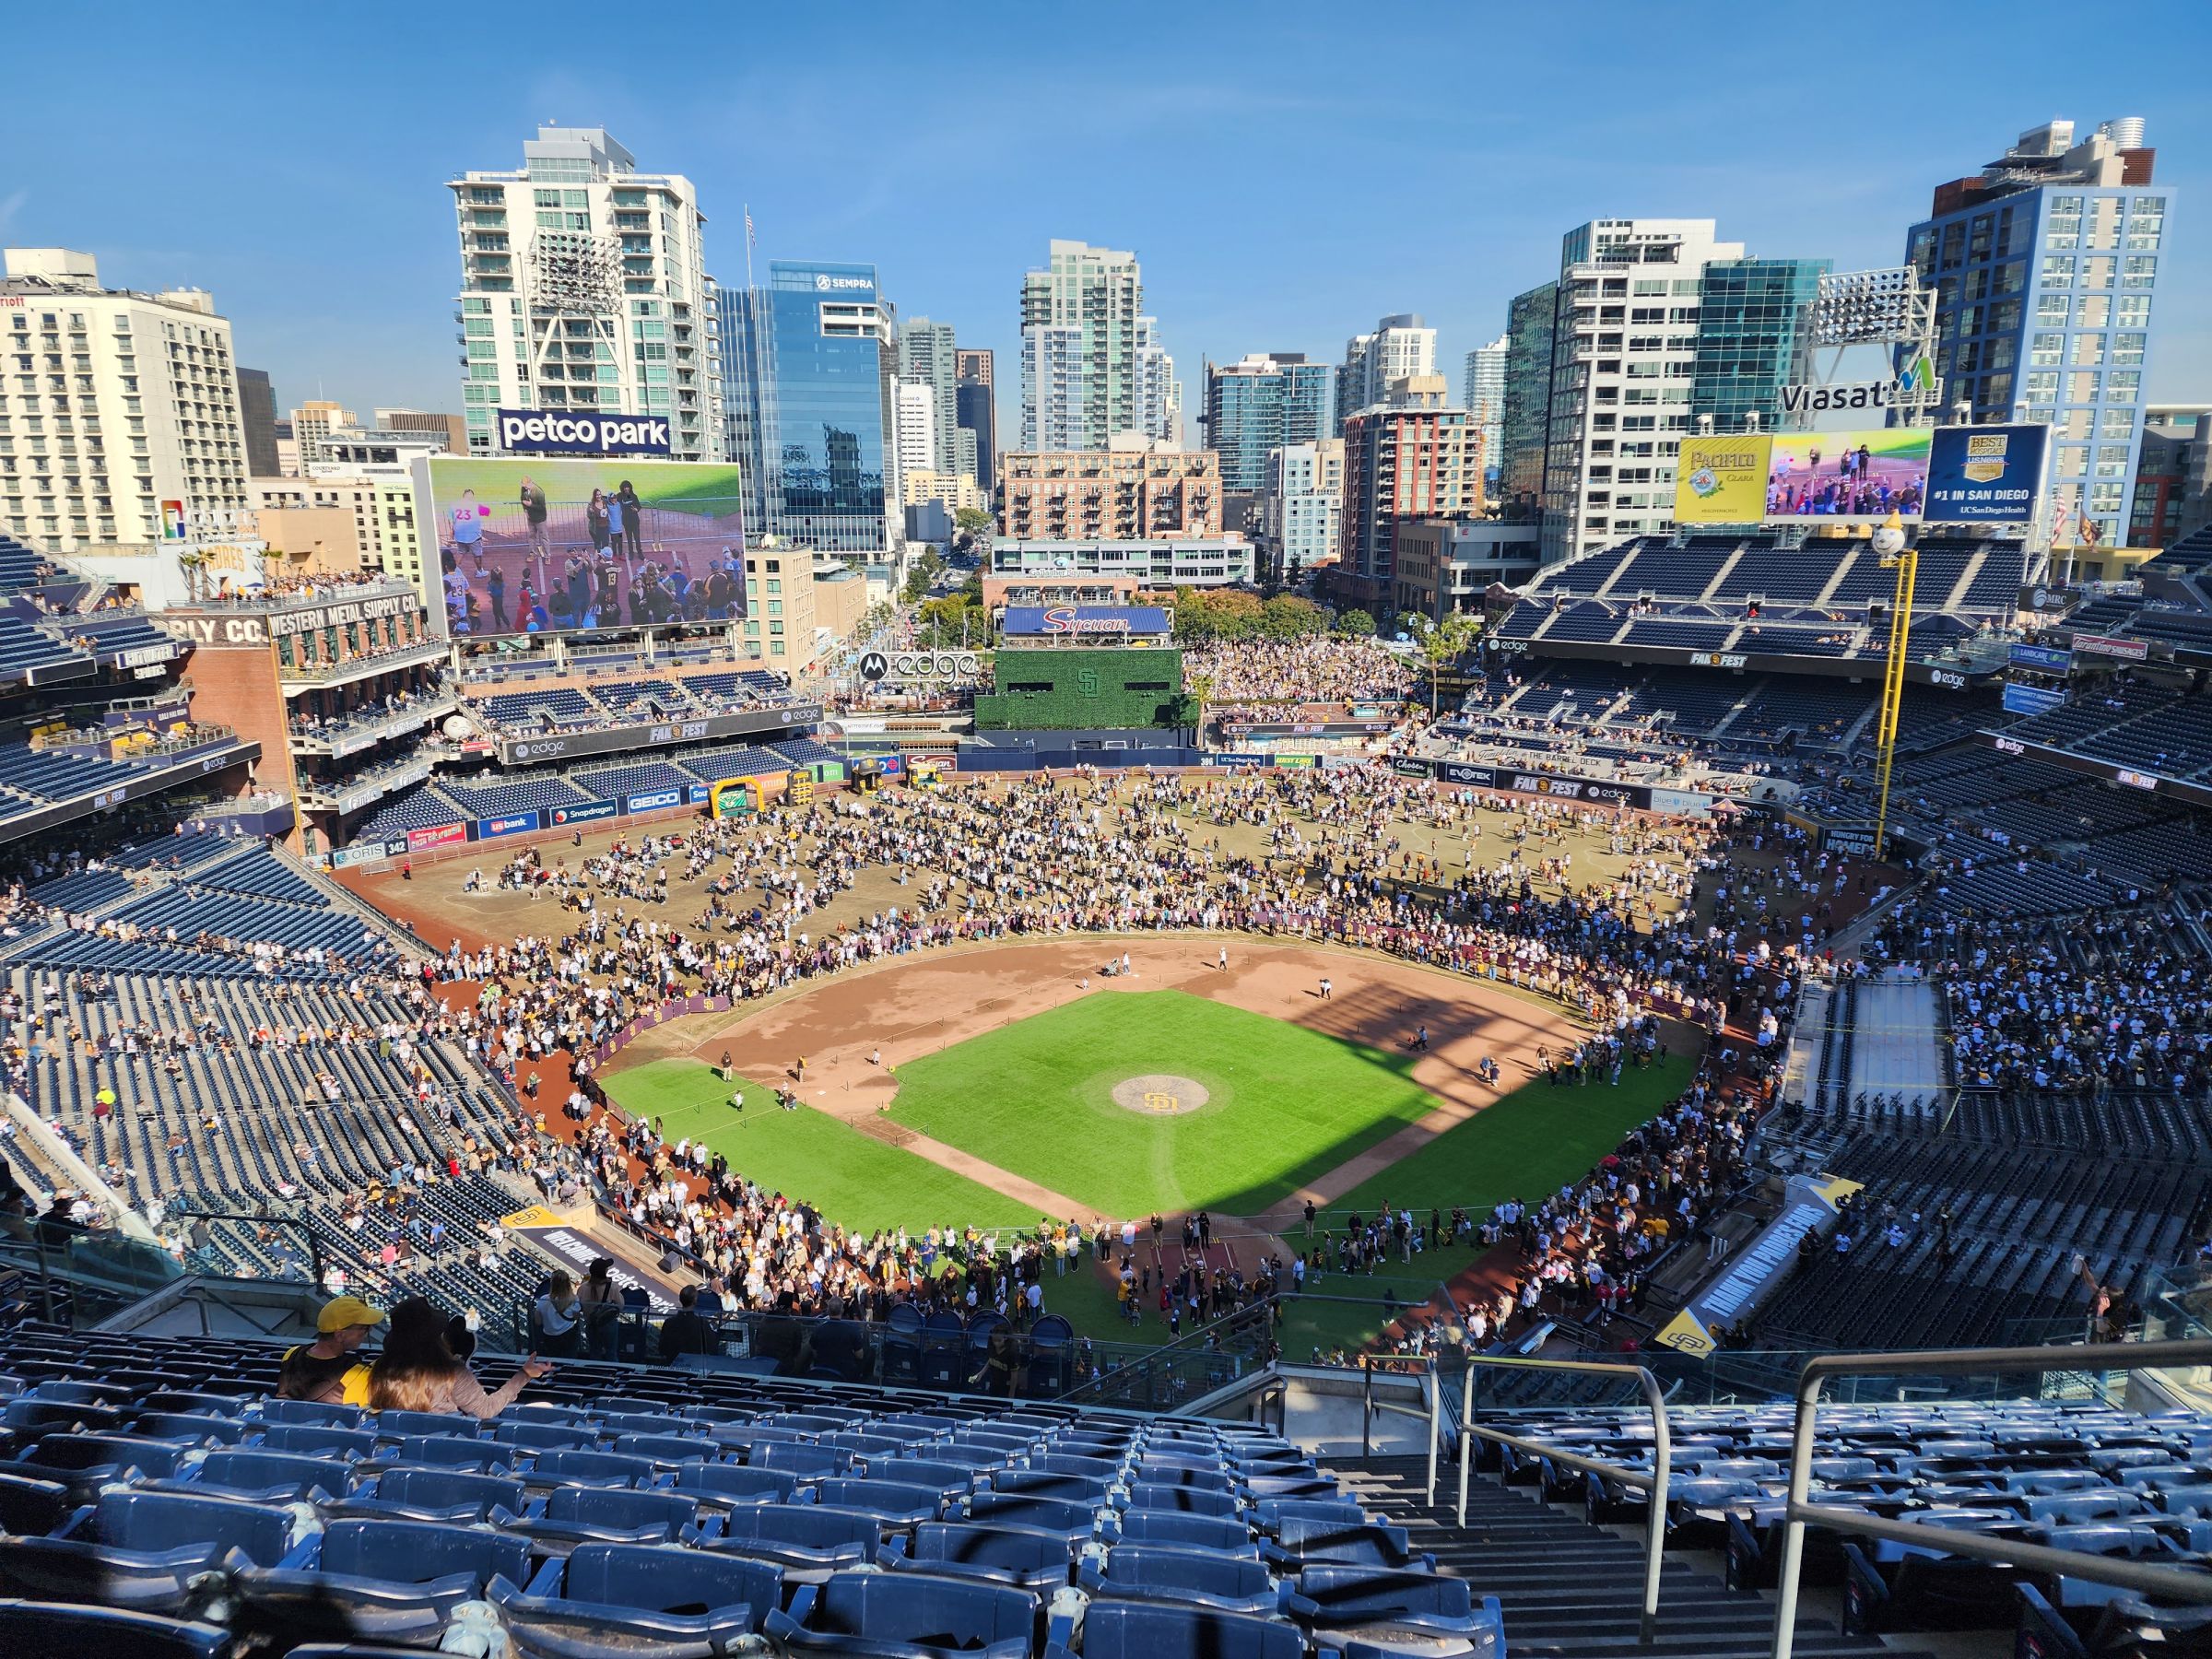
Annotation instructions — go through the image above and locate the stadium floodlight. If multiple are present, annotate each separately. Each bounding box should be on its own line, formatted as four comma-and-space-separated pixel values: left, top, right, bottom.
1806, 268, 1930, 347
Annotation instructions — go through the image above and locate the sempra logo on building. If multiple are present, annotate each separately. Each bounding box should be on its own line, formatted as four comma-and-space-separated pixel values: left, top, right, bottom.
496, 408, 672, 456
814, 273, 873, 292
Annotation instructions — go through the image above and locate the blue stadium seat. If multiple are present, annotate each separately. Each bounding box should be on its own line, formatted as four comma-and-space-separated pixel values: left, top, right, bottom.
0, 1488, 303, 1612
705, 1503, 882, 1580
818, 1477, 944, 1527
499, 1486, 700, 1550
763, 1568, 1040, 1659
964, 1491, 1099, 1539
0, 1600, 234, 1659
1080, 1599, 1307, 1659
879, 1521, 1073, 1590
235, 1517, 533, 1645
1286, 1566, 1504, 1658
1079, 1543, 1277, 1614
490, 1542, 783, 1657
168, 1449, 355, 1501
1115, 1509, 1255, 1556
529, 1450, 658, 1488
335, 1466, 526, 1523
676, 1463, 806, 1506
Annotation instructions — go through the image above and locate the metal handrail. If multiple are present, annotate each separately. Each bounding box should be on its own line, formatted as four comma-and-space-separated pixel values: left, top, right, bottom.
1457, 1355, 1671, 1644
1768, 1339, 2212, 1659
1358, 1354, 1442, 1508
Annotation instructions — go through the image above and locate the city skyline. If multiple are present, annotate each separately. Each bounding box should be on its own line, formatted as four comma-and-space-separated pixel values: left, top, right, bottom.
8, 3, 2211, 433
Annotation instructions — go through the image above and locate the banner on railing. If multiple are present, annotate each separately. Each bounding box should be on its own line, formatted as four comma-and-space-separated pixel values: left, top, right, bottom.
500, 1206, 680, 1312
1653, 1171, 1863, 1355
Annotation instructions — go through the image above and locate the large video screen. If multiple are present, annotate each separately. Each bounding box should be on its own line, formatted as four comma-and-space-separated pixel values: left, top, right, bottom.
423, 457, 747, 637
1764, 429, 1931, 523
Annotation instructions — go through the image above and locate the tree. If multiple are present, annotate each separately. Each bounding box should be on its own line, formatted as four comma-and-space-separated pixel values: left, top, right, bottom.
1335, 607, 1376, 638
953, 506, 993, 535
1419, 610, 1486, 716
1260, 594, 1325, 641
900, 548, 946, 606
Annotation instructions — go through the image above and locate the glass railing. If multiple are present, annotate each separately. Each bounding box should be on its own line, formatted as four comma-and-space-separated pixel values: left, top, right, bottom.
0, 1223, 188, 1328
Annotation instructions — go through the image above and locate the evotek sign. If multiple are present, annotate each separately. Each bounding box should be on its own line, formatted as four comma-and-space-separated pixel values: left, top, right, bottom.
496, 408, 672, 456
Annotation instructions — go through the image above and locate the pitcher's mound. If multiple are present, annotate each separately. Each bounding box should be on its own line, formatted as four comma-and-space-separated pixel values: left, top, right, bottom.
1112, 1074, 1209, 1115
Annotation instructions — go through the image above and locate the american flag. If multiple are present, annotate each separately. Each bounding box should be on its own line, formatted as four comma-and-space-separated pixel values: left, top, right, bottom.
745, 209, 756, 247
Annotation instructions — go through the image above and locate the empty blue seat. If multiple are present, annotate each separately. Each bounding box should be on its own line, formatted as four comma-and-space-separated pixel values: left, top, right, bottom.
991, 1471, 1112, 1504
6, 1431, 187, 1499
133, 1415, 246, 1446
0, 1488, 301, 1612
236, 1518, 533, 1645
491, 1542, 783, 1656
1265, 1515, 1426, 1571
1081, 1599, 1306, 1659
1288, 1566, 1503, 1659
706, 1504, 881, 1580
1080, 1543, 1276, 1615
180, 1449, 354, 1500
611, 1433, 709, 1467
530, 1450, 658, 1488
764, 1568, 1039, 1659
258, 1399, 365, 1428
504, 1486, 699, 1550
1116, 1509, 1255, 1555
0, 1474, 69, 1536
752, 1442, 848, 1480
495, 1420, 601, 1453
1125, 1483, 1240, 1516
373, 1410, 480, 1441
0, 1600, 233, 1659
1253, 1498, 1369, 1535
256, 1423, 379, 1459
881, 1522, 1072, 1591
965, 1491, 1098, 1539
866, 1458, 980, 1497
818, 1478, 943, 1527
394, 1434, 513, 1473
677, 1463, 805, 1505
341, 1467, 526, 1523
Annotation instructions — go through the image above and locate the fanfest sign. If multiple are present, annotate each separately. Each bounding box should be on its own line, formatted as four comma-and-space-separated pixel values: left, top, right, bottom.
496, 407, 673, 456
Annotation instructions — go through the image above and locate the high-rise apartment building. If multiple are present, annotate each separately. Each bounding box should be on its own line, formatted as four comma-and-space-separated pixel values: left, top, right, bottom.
999, 444, 1220, 540
289, 400, 358, 464
236, 368, 280, 477
893, 378, 935, 486
2130, 405, 2211, 547
1337, 377, 1481, 605
1132, 316, 1181, 447
1335, 314, 1436, 432
448, 124, 722, 462
1906, 117, 2172, 548
1204, 354, 1334, 492
1461, 335, 1507, 492
1019, 240, 1163, 451
719, 261, 900, 554
375, 408, 469, 452
1514, 218, 1749, 565
956, 347, 996, 495
0, 248, 250, 554
897, 317, 975, 482
1262, 437, 1344, 575
1500, 285, 1557, 520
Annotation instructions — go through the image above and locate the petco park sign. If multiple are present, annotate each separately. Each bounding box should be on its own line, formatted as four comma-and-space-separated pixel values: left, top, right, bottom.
496, 407, 672, 456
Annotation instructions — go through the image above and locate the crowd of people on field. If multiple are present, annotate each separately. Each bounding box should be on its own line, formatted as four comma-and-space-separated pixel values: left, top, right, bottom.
1182, 636, 1418, 708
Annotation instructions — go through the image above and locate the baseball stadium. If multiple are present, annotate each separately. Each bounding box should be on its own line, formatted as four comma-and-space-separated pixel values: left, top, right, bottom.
4, 488, 2212, 1658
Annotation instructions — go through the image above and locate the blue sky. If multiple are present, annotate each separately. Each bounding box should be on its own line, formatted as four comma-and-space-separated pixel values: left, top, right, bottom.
10, 1, 2211, 424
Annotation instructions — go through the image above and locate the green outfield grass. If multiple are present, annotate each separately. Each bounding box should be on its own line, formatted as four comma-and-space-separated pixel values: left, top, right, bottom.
884, 989, 1441, 1219
603, 1057, 1036, 1234
1325, 1051, 1698, 1220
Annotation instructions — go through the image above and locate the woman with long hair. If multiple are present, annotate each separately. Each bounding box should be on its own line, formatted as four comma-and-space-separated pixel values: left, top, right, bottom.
365, 1296, 550, 1417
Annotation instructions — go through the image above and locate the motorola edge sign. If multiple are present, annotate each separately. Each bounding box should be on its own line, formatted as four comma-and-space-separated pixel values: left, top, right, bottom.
496, 408, 672, 455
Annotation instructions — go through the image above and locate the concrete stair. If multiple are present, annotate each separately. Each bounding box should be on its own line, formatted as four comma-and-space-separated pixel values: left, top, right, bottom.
1323, 1454, 1941, 1659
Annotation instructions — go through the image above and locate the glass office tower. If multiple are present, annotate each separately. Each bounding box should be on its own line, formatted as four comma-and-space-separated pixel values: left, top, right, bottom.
1692, 258, 1830, 434
719, 261, 900, 553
